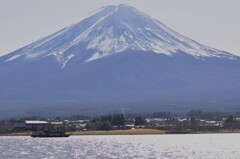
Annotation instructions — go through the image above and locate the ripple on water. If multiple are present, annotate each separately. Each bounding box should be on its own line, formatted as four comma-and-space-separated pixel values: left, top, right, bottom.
0, 134, 240, 159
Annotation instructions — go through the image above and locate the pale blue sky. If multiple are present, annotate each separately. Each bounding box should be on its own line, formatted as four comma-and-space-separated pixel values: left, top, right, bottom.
0, 0, 239, 56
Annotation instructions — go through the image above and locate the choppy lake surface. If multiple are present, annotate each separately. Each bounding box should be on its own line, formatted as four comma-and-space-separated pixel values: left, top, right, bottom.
0, 134, 240, 159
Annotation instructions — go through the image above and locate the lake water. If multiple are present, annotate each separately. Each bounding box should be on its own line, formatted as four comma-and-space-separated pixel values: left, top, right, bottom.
0, 134, 240, 159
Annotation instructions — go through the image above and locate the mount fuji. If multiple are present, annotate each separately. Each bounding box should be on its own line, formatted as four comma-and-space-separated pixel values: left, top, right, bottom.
0, 4, 240, 117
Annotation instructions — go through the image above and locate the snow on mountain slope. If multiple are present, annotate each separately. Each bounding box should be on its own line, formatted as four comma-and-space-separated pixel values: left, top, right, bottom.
3, 4, 238, 68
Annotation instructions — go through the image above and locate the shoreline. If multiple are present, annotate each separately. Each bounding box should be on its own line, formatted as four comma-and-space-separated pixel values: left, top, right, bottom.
1, 129, 240, 136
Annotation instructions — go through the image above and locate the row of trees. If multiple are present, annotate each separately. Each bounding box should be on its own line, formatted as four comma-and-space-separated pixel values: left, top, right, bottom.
0, 120, 14, 134
152, 110, 237, 120
86, 113, 240, 132
85, 114, 146, 131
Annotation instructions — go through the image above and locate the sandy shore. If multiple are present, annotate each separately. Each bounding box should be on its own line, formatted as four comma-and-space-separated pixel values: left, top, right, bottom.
68, 129, 166, 135
1, 132, 32, 136
2, 129, 240, 136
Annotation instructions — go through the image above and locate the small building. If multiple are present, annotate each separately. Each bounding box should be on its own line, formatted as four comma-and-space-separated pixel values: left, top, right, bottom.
125, 124, 135, 129
25, 120, 49, 131
71, 120, 90, 130
204, 121, 223, 127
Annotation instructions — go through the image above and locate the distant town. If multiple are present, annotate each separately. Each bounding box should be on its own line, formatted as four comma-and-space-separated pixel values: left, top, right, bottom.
1, 110, 240, 136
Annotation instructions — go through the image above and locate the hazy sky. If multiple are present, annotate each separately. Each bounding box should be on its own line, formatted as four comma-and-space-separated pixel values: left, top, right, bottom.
0, 0, 239, 56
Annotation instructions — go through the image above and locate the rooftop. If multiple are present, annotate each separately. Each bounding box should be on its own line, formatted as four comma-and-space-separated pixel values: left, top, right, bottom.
25, 120, 49, 124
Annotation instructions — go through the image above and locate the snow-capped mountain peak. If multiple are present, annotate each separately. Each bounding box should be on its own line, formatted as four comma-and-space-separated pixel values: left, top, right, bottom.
4, 4, 237, 67
1, 5, 240, 117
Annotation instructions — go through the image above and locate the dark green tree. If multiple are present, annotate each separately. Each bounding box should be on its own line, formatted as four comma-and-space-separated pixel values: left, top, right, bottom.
97, 121, 112, 131
225, 115, 235, 130
112, 114, 125, 126
135, 116, 146, 126
187, 110, 203, 119
100, 115, 112, 123
226, 115, 234, 123
152, 112, 171, 119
